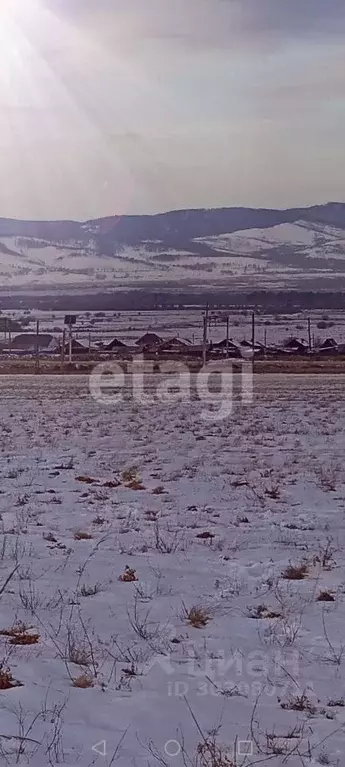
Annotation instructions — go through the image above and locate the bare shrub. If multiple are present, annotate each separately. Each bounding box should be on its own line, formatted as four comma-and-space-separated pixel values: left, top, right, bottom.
153, 521, 182, 553
181, 603, 212, 629
0, 697, 66, 765
321, 609, 345, 665
151, 486, 166, 495
126, 596, 172, 653
79, 582, 103, 597
246, 604, 281, 619
264, 482, 281, 499
92, 515, 105, 525
0, 566, 19, 597
122, 468, 137, 483
317, 465, 340, 492
126, 479, 145, 490
279, 692, 317, 714
281, 561, 309, 580
65, 628, 92, 668
314, 538, 337, 570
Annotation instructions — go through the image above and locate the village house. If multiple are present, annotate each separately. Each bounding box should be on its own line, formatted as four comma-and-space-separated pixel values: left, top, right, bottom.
135, 332, 163, 348
282, 337, 309, 355
62, 339, 88, 355
105, 337, 127, 351
156, 337, 192, 354
318, 337, 338, 353
210, 338, 241, 358
9, 334, 59, 353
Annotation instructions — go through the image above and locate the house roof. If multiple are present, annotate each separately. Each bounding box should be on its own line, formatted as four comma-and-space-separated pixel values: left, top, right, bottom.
11, 333, 56, 349
320, 337, 337, 348
105, 337, 127, 350
63, 339, 87, 351
159, 337, 191, 348
213, 338, 239, 349
135, 332, 163, 346
283, 337, 308, 349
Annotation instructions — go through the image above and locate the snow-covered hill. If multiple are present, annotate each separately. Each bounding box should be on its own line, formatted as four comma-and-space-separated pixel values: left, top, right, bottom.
0, 203, 345, 290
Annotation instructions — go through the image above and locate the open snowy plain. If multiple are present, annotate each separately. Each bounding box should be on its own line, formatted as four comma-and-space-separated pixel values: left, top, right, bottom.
0, 374, 345, 766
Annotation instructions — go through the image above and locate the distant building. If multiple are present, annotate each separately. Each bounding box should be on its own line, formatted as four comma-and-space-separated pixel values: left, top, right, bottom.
10, 334, 59, 353
317, 338, 338, 355
157, 337, 192, 353
62, 339, 88, 355
136, 333, 163, 347
320, 337, 337, 349
211, 339, 241, 358
239, 340, 265, 358
282, 338, 309, 355
105, 337, 127, 351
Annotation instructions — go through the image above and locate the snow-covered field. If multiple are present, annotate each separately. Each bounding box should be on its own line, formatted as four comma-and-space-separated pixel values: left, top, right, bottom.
1, 375, 345, 766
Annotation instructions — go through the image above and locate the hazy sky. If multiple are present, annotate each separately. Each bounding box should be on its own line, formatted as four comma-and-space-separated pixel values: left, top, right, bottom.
0, 0, 344, 219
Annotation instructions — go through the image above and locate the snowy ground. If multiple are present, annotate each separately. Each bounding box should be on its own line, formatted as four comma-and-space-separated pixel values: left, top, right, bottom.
0, 375, 345, 766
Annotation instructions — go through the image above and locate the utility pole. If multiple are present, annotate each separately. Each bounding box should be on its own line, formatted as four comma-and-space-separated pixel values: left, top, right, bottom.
64, 315, 77, 366
251, 311, 255, 355
61, 330, 65, 372
35, 320, 40, 374
226, 315, 229, 358
202, 303, 209, 366
307, 317, 312, 352
68, 322, 72, 363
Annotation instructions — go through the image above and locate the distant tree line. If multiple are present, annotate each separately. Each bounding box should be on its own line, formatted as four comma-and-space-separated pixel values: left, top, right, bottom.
1, 290, 345, 312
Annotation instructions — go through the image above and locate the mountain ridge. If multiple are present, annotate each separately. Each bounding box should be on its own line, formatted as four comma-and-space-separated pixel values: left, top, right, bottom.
0, 201, 344, 242
0, 203, 345, 291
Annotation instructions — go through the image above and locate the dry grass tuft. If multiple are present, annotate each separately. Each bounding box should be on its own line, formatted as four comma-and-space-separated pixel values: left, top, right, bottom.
144, 510, 159, 522
0, 622, 32, 637
125, 479, 145, 491
72, 674, 94, 688
328, 698, 345, 707
10, 633, 40, 645
151, 486, 166, 495
92, 515, 105, 525
122, 468, 137, 483
280, 693, 317, 714
79, 583, 102, 597
103, 479, 121, 488
0, 667, 22, 690
119, 567, 137, 582
74, 530, 93, 540
196, 531, 215, 541
317, 590, 335, 602
247, 604, 281, 619
75, 475, 98, 484
281, 562, 309, 580
182, 603, 212, 629
195, 740, 235, 766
